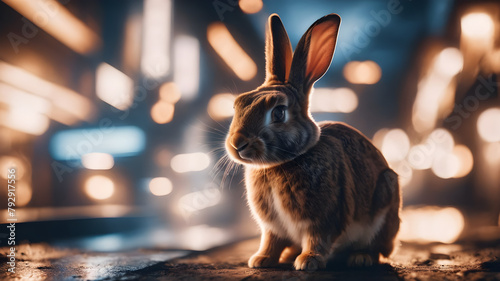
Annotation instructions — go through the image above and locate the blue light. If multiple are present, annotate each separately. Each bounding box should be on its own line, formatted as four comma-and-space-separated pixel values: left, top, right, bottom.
50, 125, 146, 160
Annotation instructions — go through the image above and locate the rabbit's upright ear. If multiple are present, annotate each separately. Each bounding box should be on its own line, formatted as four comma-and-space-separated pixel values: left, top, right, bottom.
289, 14, 341, 95
265, 14, 293, 84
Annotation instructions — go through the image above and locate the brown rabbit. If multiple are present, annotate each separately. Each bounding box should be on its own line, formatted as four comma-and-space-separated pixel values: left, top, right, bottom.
225, 13, 401, 271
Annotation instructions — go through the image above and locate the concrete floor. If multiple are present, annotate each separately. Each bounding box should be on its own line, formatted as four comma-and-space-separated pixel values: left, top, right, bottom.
1, 238, 500, 280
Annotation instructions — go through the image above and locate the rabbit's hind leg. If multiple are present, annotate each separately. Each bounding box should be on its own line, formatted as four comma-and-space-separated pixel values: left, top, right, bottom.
333, 170, 401, 268
346, 206, 399, 268
372, 169, 401, 258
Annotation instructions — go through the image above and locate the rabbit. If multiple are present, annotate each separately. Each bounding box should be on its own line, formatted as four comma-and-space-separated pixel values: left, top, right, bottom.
225, 13, 401, 271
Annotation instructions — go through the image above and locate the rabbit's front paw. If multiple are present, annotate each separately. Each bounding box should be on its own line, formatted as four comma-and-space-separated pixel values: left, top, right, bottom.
293, 253, 326, 271
248, 254, 278, 268
347, 253, 375, 267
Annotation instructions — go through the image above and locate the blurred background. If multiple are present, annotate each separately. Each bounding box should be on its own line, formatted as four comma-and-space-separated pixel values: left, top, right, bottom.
0, 0, 499, 252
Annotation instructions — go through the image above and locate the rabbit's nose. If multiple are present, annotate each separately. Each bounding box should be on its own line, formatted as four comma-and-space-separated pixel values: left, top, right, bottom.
230, 133, 249, 152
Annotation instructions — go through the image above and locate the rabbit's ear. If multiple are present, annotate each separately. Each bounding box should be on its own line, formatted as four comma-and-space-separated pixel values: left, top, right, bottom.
265, 14, 293, 84
289, 14, 341, 94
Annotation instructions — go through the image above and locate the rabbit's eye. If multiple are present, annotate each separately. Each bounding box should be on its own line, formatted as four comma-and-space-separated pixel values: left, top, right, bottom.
272, 105, 287, 123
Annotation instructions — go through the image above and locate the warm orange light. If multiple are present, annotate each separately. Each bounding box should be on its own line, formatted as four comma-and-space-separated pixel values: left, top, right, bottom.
452, 145, 473, 178
310, 88, 358, 113
207, 93, 236, 120
0, 61, 94, 123
85, 175, 115, 200
3, 0, 101, 54
171, 152, 210, 173
412, 48, 462, 133
392, 161, 413, 188
381, 129, 410, 163
239, 0, 263, 14
427, 128, 458, 179
0, 82, 51, 115
174, 35, 200, 100
207, 22, 257, 81
141, 0, 172, 78
399, 206, 465, 244
461, 12, 494, 40
81, 153, 115, 170
484, 142, 500, 165
177, 187, 222, 216
16, 182, 32, 207
0, 156, 26, 179
180, 225, 228, 251
372, 128, 389, 149
159, 82, 181, 104
477, 108, 500, 142
149, 177, 173, 196
151, 101, 175, 124
408, 144, 434, 170
428, 128, 455, 153
432, 152, 460, 179
96, 63, 134, 111
487, 49, 500, 73
435, 48, 463, 77
343, 60, 382, 84
0, 107, 50, 135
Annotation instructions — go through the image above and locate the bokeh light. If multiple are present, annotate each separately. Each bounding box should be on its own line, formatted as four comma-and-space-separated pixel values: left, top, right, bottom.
81, 153, 115, 170
207, 93, 236, 120
407, 144, 434, 170
381, 129, 410, 163
310, 88, 358, 113
16, 182, 33, 207
239, 0, 263, 14
171, 152, 210, 173
2, 0, 101, 55
85, 175, 115, 200
435, 48, 463, 77
96, 63, 134, 111
0, 156, 26, 179
159, 82, 181, 104
452, 145, 473, 178
343, 60, 382, 84
484, 142, 500, 165
177, 186, 222, 217
207, 22, 257, 81
428, 128, 455, 153
180, 225, 228, 251
372, 128, 389, 149
477, 108, 500, 142
399, 206, 465, 243
174, 35, 200, 100
432, 152, 460, 179
461, 12, 494, 39
0, 61, 94, 124
151, 101, 175, 124
392, 161, 413, 188
1, 107, 50, 136
141, 0, 171, 78
149, 177, 173, 196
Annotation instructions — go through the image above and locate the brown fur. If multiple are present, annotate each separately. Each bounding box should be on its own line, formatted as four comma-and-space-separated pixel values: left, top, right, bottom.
225, 13, 401, 271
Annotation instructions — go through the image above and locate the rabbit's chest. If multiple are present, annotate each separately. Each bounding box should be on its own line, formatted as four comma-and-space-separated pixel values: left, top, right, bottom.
246, 170, 310, 244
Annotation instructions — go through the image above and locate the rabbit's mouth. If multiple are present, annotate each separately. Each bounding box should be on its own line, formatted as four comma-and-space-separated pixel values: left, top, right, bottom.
226, 136, 297, 167
226, 135, 266, 164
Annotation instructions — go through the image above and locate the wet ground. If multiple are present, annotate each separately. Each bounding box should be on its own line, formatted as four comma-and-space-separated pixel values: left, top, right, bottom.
1, 237, 500, 281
